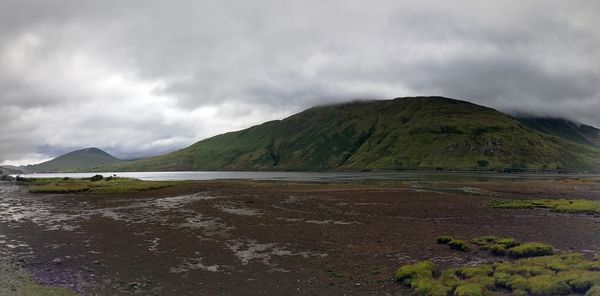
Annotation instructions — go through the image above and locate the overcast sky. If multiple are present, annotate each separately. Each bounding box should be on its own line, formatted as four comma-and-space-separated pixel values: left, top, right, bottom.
1, 0, 599, 165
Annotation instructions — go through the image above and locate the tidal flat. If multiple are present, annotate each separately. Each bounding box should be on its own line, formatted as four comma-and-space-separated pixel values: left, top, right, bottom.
1, 176, 599, 295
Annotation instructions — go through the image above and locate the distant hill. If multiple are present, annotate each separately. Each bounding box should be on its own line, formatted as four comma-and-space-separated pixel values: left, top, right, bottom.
1, 166, 22, 181
99, 97, 600, 172
21, 148, 123, 173
0, 166, 23, 176
517, 117, 600, 148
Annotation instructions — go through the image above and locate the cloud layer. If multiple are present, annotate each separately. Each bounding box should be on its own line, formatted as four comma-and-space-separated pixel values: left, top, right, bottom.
1, 0, 599, 164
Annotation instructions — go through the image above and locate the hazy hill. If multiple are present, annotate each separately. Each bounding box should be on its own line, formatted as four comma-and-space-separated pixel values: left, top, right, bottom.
0, 166, 24, 174
22, 148, 123, 173
100, 97, 600, 172
517, 117, 600, 148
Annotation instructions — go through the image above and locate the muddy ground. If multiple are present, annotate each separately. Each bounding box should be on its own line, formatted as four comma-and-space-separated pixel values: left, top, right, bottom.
1, 177, 600, 295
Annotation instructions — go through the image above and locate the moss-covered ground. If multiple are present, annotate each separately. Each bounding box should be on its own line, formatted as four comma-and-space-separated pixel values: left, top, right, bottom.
396, 253, 600, 296
491, 199, 600, 215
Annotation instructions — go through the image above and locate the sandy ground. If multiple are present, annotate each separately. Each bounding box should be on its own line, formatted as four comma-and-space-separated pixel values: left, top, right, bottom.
1, 177, 599, 295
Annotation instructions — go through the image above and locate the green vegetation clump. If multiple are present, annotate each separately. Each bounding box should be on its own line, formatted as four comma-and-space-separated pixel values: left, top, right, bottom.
472, 236, 498, 247
436, 236, 453, 244
586, 285, 600, 296
472, 236, 498, 251
395, 261, 435, 286
489, 244, 507, 256
492, 199, 600, 215
527, 275, 571, 295
448, 239, 470, 252
509, 243, 554, 258
497, 237, 521, 248
472, 236, 521, 255
28, 177, 177, 194
395, 253, 600, 296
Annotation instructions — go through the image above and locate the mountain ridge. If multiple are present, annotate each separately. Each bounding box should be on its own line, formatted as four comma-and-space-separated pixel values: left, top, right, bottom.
95, 96, 600, 173
516, 117, 600, 148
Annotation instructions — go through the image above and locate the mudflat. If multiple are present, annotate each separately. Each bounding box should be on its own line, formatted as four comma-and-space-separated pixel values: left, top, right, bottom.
1, 177, 599, 295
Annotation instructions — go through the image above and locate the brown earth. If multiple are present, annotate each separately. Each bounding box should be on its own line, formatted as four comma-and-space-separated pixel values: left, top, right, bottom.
0, 177, 599, 295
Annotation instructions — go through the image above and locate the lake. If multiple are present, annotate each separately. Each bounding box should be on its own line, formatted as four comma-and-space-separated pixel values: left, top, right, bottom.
13, 170, 598, 182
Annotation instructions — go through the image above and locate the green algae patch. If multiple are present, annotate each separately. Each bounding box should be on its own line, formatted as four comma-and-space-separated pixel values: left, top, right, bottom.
491, 199, 600, 215
28, 177, 178, 194
509, 243, 554, 258
395, 253, 600, 296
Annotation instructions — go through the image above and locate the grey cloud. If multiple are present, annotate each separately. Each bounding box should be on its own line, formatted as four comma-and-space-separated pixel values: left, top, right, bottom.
0, 0, 599, 164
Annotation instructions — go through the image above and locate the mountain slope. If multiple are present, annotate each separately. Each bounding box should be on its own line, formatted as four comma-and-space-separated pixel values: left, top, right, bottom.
22, 148, 123, 173
101, 97, 600, 172
517, 117, 600, 148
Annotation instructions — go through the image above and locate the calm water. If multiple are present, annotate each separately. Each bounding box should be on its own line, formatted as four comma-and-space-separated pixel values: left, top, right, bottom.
11, 171, 599, 182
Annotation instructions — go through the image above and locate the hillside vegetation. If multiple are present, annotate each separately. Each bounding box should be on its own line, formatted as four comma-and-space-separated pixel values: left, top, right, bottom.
100, 97, 600, 172
21, 148, 123, 173
517, 117, 600, 148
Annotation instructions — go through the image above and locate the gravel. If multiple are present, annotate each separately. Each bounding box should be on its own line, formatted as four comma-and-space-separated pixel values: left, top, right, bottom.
0, 257, 24, 296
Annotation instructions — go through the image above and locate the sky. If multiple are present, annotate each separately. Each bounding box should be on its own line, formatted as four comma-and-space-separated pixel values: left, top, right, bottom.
1, 0, 599, 165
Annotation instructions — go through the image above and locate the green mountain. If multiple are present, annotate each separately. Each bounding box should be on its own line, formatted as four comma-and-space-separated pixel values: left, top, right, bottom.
22, 148, 123, 173
517, 117, 600, 148
101, 97, 600, 172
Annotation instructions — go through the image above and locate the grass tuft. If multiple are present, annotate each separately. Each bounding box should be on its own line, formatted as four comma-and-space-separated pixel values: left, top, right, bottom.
509, 243, 554, 258
448, 239, 470, 252
396, 253, 600, 296
395, 261, 435, 286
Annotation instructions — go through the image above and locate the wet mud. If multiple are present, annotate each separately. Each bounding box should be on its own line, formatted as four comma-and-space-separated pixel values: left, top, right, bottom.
1, 178, 599, 295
